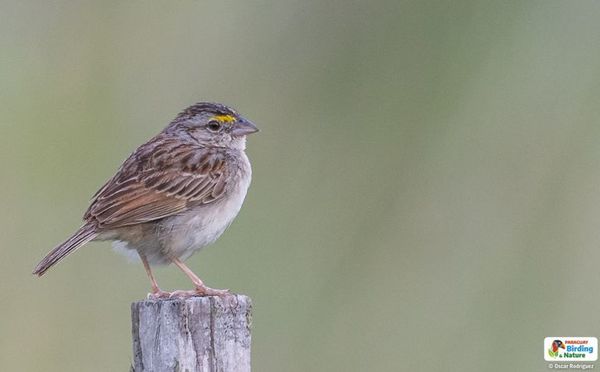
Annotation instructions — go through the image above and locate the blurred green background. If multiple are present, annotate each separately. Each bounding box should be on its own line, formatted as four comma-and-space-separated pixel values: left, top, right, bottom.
2, 1, 600, 371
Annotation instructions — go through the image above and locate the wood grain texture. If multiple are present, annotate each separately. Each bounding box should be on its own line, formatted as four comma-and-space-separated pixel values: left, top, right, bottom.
131, 295, 252, 372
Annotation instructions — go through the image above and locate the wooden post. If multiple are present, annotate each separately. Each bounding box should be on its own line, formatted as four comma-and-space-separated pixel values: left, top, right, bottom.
131, 295, 252, 372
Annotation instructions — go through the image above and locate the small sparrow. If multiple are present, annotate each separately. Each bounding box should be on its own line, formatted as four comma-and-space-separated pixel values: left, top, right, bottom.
33, 102, 258, 298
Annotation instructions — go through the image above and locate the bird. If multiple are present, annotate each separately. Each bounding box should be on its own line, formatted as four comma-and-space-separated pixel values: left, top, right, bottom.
33, 102, 258, 298
551, 340, 565, 354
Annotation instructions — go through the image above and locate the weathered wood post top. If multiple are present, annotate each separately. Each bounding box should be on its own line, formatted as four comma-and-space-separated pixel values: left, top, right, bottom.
131, 295, 252, 372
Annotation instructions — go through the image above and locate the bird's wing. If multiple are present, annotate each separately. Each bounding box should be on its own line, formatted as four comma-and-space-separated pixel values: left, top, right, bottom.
84, 140, 229, 229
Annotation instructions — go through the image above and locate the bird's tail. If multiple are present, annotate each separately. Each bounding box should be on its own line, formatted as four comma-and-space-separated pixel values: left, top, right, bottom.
33, 224, 98, 276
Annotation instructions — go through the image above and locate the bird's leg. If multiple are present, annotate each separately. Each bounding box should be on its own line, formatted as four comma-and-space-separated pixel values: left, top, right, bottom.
170, 257, 230, 297
139, 252, 170, 299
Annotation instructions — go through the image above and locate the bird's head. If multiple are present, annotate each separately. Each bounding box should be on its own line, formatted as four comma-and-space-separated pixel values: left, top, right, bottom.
552, 340, 565, 352
168, 102, 258, 149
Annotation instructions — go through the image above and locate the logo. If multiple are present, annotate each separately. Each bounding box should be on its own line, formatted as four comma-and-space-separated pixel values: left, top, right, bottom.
547, 340, 565, 358
544, 337, 598, 361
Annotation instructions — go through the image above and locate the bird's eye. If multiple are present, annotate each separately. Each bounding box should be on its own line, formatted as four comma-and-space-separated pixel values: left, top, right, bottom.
207, 120, 222, 132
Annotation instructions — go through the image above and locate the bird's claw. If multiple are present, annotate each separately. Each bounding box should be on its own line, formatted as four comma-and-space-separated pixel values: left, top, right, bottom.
147, 289, 172, 299
168, 286, 230, 298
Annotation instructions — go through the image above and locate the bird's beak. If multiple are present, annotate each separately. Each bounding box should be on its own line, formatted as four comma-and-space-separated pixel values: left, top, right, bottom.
561, 344, 566, 349
232, 118, 259, 136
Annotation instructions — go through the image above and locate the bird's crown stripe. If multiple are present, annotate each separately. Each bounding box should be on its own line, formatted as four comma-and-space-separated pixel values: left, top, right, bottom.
212, 115, 236, 123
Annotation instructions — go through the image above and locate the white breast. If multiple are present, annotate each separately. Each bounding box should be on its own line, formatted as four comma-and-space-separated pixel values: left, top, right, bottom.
166, 153, 252, 260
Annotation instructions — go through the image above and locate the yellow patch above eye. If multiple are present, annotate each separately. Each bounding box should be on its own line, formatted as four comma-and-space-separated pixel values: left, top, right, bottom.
212, 114, 236, 123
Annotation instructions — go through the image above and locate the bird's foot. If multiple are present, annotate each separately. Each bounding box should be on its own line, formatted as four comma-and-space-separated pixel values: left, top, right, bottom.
169, 285, 230, 298
197, 285, 230, 297
147, 288, 172, 299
